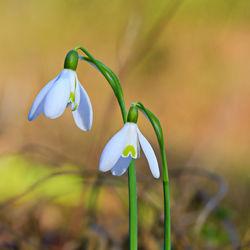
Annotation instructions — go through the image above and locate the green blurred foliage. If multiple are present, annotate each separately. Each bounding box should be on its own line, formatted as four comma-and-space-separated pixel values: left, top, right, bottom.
0, 154, 82, 204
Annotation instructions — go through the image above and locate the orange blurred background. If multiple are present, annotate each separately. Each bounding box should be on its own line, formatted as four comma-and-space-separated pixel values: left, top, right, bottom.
0, 0, 249, 249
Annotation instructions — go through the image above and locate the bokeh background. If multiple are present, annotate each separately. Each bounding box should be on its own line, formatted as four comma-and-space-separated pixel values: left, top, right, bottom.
0, 0, 250, 249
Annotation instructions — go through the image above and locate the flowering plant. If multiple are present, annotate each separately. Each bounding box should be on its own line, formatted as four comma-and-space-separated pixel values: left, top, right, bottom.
28, 46, 171, 250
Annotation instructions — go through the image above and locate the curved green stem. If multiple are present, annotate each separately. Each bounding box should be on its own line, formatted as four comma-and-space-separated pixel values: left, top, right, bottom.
135, 101, 171, 250
79, 55, 127, 123
76, 47, 137, 249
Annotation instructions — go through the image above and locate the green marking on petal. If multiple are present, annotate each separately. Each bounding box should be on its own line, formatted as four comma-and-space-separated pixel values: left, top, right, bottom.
72, 104, 78, 111
69, 79, 78, 110
70, 91, 75, 103
122, 145, 136, 158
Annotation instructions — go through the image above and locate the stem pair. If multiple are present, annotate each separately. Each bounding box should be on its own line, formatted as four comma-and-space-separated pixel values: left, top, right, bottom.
75, 46, 170, 250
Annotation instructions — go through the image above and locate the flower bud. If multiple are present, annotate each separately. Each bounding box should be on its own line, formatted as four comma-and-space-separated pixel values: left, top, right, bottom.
64, 50, 79, 71
127, 106, 138, 123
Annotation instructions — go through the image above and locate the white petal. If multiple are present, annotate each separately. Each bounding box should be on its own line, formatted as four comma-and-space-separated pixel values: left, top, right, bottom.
99, 124, 129, 172
111, 156, 132, 176
137, 128, 160, 178
72, 80, 93, 131
28, 76, 58, 121
43, 69, 73, 119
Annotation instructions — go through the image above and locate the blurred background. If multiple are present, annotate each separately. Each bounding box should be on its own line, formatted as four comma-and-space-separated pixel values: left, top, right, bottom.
0, 0, 250, 249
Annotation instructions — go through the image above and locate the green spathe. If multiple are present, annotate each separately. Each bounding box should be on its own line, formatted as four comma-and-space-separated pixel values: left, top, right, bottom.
64, 50, 79, 71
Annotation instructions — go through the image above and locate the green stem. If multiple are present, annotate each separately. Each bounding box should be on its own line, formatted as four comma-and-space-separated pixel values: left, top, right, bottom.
161, 148, 171, 250
135, 102, 171, 249
163, 182, 171, 250
77, 47, 138, 249
128, 159, 137, 250
80, 56, 127, 123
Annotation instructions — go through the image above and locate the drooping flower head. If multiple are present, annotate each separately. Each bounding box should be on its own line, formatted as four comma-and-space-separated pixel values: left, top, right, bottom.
99, 106, 160, 178
28, 50, 93, 131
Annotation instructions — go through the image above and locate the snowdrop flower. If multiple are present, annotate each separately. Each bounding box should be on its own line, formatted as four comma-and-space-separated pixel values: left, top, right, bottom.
99, 106, 160, 178
28, 50, 93, 131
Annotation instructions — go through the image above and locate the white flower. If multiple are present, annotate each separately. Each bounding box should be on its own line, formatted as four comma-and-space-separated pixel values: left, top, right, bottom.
99, 122, 160, 178
28, 69, 93, 131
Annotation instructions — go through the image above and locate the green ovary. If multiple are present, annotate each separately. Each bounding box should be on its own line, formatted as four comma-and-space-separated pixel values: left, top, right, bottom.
122, 145, 136, 158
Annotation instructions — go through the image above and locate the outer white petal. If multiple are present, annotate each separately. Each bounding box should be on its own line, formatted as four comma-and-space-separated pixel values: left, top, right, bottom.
72, 80, 93, 131
43, 69, 73, 119
28, 76, 58, 121
111, 156, 132, 176
137, 128, 160, 178
99, 124, 129, 172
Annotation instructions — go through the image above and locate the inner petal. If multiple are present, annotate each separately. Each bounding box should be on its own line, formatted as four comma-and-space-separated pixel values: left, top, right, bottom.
69, 90, 75, 103
68, 77, 80, 111
111, 156, 132, 176
122, 123, 140, 159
